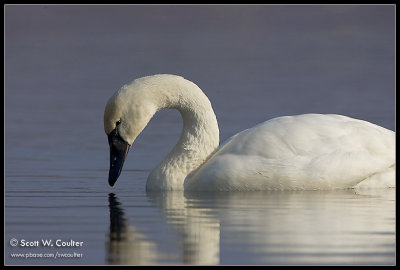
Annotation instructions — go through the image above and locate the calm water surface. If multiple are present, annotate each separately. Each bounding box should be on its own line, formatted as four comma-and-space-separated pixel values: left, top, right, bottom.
5, 5, 395, 265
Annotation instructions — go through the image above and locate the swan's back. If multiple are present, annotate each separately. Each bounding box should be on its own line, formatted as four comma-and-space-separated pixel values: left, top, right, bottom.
185, 114, 395, 191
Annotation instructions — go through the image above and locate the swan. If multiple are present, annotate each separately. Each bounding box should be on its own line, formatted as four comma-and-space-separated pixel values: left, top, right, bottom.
104, 74, 395, 191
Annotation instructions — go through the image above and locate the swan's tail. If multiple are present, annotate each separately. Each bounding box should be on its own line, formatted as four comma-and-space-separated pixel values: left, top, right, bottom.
353, 165, 395, 189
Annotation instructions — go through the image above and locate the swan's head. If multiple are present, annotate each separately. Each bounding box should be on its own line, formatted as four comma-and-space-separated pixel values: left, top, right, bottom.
104, 82, 158, 186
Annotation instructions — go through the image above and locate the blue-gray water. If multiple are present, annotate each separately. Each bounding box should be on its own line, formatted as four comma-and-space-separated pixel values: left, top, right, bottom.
5, 5, 395, 265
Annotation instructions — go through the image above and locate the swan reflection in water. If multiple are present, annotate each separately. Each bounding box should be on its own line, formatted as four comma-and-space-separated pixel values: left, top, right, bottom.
106, 192, 220, 265
106, 189, 395, 265
107, 193, 160, 264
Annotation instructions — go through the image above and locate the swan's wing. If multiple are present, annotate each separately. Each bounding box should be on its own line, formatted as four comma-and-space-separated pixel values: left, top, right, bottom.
186, 114, 395, 191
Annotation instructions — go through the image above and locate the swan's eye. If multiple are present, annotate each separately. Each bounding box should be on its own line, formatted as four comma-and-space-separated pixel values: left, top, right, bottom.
116, 120, 121, 126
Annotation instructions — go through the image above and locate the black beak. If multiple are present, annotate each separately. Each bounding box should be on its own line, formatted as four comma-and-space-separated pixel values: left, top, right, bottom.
108, 129, 130, 187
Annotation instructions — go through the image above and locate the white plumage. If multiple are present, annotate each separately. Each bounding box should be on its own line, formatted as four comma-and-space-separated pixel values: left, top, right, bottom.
104, 74, 395, 191
185, 114, 395, 191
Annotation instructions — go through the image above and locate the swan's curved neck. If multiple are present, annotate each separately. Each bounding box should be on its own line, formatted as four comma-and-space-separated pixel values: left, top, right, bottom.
143, 76, 220, 191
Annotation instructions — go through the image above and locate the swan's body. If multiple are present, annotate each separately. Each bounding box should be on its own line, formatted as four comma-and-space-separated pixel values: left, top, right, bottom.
104, 74, 395, 191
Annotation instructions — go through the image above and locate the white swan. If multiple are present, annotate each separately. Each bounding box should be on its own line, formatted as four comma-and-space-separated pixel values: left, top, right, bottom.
104, 74, 395, 191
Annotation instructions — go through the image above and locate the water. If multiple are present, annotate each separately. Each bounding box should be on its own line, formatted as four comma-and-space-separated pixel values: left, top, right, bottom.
5, 5, 395, 265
